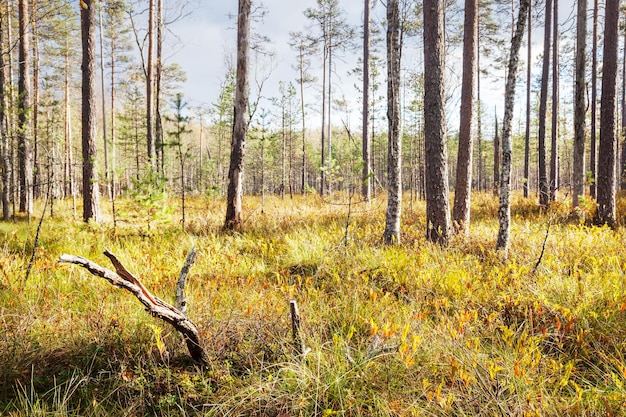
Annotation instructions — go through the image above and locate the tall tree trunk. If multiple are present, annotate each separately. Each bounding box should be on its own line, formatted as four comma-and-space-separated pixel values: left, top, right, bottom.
423, 0, 451, 245
595, 0, 619, 227
493, 115, 500, 195
383, 0, 402, 244
496, 0, 530, 257
572, 0, 586, 208
297, 46, 307, 194
156, 0, 164, 176
224, 0, 250, 230
146, 0, 155, 168
537, 0, 552, 207
320, 38, 327, 195
452, 0, 477, 234
18, 0, 32, 215
549, 0, 559, 201
81, 0, 100, 223
621, 21, 626, 190
362, 0, 371, 202
523, 1, 531, 198
590, 0, 598, 198
0, 3, 9, 220
31, 0, 40, 200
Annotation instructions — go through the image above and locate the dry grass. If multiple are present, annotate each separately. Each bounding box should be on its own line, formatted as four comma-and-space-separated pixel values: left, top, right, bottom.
1, 191, 626, 416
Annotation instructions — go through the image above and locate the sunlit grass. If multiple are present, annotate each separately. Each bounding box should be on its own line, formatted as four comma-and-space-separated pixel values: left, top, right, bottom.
1, 191, 626, 415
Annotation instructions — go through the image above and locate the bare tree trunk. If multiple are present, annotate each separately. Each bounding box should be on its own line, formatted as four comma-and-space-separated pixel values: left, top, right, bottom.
423, 0, 450, 245
493, 115, 500, 195
362, 0, 371, 202
496, 0, 530, 257
146, 0, 155, 168
98, 6, 111, 200
156, 0, 164, 176
523, 1, 531, 198
549, 0, 559, 201
537, 0, 552, 207
590, 0, 598, 199
224, 0, 250, 230
383, 0, 402, 244
0, 4, 10, 221
18, 0, 32, 215
621, 22, 626, 190
452, 0, 477, 234
81, 0, 100, 223
572, 0, 586, 208
32, 0, 40, 200
595, 0, 619, 227
320, 39, 327, 196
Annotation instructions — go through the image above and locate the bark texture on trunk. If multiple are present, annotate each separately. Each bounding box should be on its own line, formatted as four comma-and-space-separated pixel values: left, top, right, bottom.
594, 0, 619, 227
81, 0, 100, 223
496, 0, 530, 257
0, 5, 10, 220
18, 0, 32, 215
572, 0, 586, 209
537, 0, 552, 207
224, 0, 250, 230
452, 0, 477, 234
383, 0, 402, 244
362, 0, 371, 202
423, 0, 450, 245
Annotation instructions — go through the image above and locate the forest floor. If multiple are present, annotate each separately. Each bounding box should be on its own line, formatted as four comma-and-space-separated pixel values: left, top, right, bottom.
1, 192, 626, 416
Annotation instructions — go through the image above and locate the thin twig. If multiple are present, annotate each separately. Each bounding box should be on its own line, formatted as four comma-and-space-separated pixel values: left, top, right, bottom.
24, 182, 51, 283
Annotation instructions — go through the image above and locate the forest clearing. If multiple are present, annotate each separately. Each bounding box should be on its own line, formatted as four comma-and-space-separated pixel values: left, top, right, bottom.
1, 192, 626, 416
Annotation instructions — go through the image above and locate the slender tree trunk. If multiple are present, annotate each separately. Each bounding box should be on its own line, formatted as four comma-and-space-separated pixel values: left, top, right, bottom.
298, 46, 307, 194
595, 0, 619, 227
320, 38, 327, 195
621, 22, 626, 190
155, 0, 164, 176
493, 115, 500, 195
496, 0, 530, 257
31, 0, 40, 200
423, 0, 451, 245
537, 0, 552, 207
452, 0, 477, 234
81, 0, 100, 223
383, 0, 402, 244
523, 1, 531, 198
0, 4, 9, 220
146, 0, 155, 168
590, 0, 598, 198
572, 0, 586, 208
224, 0, 250, 230
550, 0, 559, 201
18, 0, 32, 215
362, 0, 371, 202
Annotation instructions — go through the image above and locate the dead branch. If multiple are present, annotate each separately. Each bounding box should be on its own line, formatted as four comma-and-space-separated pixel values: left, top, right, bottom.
58, 250, 207, 364
175, 247, 197, 314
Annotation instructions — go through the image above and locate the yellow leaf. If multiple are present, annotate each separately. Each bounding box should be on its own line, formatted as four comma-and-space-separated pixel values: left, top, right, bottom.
80, 0, 88, 10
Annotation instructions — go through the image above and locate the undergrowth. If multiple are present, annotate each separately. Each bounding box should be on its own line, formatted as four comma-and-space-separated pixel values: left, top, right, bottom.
1, 192, 626, 416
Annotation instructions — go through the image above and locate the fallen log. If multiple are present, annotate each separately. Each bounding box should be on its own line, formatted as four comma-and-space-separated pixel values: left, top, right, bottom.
58, 249, 207, 365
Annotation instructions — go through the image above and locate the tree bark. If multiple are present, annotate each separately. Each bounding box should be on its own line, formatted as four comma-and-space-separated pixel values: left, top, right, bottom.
590, 0, 598, 199
423, 0, 451, 245
537, 0, 552, 207
59, 250, 207, 364
146, 0, 155, 168
224, 0, 250, 230
81, 0, 100, 223
452, 0, 477, 234
523, 1, 531, 198
493, 115, 500, 196
594, 0, 619, 227
383, 0, 402, 244
572, 0, 586, 209
496, 0, 530, 257
549, 0, 559, 201
0, 4, 10, 220
18, 0, 32, 215
362, 0, 371, 202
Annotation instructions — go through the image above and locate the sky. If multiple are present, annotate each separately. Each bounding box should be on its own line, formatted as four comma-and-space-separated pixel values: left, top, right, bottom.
165, 0, 580, 134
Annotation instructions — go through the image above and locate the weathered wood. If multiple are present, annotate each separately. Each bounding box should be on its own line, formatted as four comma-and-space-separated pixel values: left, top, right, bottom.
289, 299, 304, 355
58, 250, 207, 364
175, 247, 197, 315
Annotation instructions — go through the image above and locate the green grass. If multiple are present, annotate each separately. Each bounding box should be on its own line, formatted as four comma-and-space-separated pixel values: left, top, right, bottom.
1, 192, 626, 416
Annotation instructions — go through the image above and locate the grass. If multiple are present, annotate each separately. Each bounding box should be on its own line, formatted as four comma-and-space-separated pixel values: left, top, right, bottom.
1, 191, 626, 416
